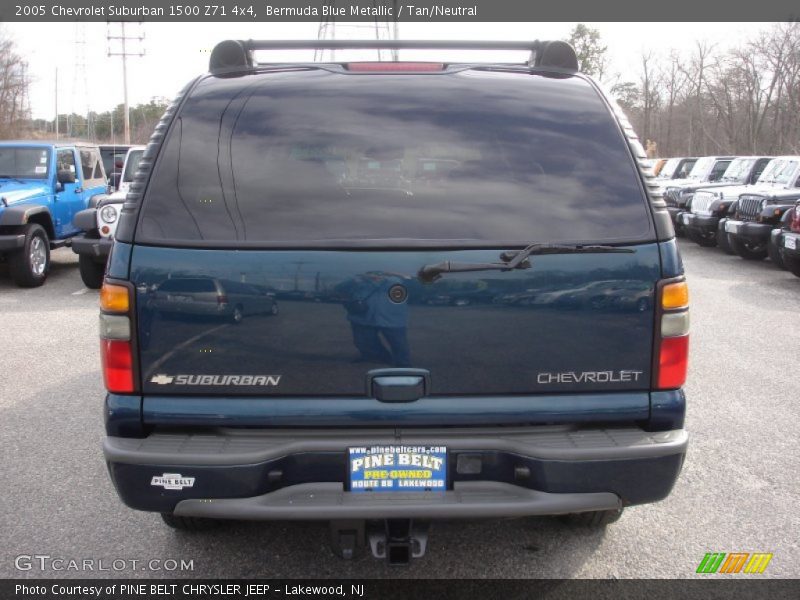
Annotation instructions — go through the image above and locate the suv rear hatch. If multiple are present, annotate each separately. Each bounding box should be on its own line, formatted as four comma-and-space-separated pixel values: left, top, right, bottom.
129, 68, 660, 400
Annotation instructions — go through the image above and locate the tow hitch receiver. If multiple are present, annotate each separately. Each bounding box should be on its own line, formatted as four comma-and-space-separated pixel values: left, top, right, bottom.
369, 519, 429, 565
329, 519, 430, 564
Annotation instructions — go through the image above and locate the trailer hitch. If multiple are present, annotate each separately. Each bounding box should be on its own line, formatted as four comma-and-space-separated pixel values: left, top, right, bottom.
369, 519, 430, 565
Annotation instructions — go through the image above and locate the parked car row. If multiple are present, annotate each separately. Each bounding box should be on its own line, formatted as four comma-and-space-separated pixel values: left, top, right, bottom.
659, 153, 800, 278
0, 140, 143, 287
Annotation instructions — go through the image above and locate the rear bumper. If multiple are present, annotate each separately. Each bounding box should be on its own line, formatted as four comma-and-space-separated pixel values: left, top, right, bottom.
724, 220, 772, 243
71, 234, 112, 259
0, 233, 25, 251
104, 426, 688, 519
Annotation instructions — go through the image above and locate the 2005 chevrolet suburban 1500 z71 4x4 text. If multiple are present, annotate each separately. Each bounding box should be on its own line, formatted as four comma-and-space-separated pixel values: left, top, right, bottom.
99, 40, 689, 564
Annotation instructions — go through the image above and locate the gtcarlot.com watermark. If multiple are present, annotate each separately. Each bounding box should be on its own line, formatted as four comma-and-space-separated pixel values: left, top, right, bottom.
15, 554, 194, 572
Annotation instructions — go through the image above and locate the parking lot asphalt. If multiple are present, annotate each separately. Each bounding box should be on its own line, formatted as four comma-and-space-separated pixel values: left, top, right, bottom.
1, 241, 798, 579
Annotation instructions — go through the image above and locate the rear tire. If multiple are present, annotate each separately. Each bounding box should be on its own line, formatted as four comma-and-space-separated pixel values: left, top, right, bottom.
160, 513, 222, 531
768, 237, 785, 269
8, 224, 50, 287
730, 236, 768, 260
78, 254, 105, 289
559, 508, 623, 528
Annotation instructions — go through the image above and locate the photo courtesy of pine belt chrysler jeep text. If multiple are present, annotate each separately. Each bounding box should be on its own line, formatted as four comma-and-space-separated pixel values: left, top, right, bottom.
99, 39, 690, 564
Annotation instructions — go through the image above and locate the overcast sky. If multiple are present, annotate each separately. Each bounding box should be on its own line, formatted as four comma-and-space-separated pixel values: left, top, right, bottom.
6, 21, 766, 119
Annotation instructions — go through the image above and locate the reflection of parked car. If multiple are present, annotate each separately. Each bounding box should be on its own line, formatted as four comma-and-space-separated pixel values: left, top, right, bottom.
774, 199, 800, 276
151, 278, 278, 323
548, 280, 651, 311
609, 281, 653, 313
0, 141, 107, 286
72, 146, 146, 288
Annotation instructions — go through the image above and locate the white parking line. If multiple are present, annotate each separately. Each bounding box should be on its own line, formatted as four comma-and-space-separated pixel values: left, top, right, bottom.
71, 288, 89, 295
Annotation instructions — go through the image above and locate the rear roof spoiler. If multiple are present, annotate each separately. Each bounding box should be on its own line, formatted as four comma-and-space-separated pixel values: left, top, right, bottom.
209, 39, 579, 74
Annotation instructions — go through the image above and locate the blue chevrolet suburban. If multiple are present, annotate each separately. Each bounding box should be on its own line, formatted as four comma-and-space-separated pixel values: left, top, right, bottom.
0, 141, 108, 286
100, 40, 690, 563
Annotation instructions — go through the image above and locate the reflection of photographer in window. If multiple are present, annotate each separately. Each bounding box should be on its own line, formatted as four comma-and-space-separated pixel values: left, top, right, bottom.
342, 271, 410, 367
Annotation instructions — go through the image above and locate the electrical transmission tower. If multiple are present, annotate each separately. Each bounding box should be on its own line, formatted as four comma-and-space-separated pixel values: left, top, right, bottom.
73, 24, 93, 140
107, 22, 145, 144
315, 0, 399, 62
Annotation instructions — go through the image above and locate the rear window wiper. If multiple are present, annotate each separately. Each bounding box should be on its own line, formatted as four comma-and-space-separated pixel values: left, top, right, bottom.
418, 243, 635, 283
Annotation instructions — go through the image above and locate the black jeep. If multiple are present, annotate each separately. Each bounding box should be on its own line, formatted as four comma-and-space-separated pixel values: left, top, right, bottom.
725, 188, 800, 262
679, 156, 772, 249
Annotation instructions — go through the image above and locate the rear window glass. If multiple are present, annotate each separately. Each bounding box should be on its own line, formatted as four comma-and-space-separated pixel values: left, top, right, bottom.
138, 71, 652, 245
122, 150, 144, 183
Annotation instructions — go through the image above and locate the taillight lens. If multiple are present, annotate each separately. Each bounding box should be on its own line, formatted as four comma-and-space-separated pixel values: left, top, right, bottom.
791, 207, 800, 233
101, 283, 130, 312
661, 281, 689, 310
658, 335, 689, 389
100, 281, 136, 393
101, 339, 134, 393
655, 278, 690, 390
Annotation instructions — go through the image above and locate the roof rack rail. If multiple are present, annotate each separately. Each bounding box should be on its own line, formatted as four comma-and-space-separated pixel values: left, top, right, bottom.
209, 40, 579, 74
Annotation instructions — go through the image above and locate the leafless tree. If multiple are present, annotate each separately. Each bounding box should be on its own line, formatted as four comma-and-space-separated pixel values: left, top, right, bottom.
621, 23, 800, 157
0, 28, 30, 139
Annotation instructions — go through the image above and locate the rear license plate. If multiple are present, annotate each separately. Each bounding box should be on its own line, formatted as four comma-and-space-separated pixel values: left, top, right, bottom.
725, 221, 740, 234
348, 445, 447, 492
785, 235, 797, 250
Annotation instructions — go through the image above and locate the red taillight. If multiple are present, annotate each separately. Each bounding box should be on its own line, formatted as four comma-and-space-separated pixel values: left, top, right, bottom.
655, 278, 690, 390
101, 339, 134, 393
217, 294, 228, 305
346, 62, 444, 72
791, 207, 800, 233
657, 335, 689, 389
100, 281, 136, 394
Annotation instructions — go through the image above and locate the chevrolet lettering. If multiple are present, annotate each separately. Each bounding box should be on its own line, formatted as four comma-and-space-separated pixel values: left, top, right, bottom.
537, 370, 644, 384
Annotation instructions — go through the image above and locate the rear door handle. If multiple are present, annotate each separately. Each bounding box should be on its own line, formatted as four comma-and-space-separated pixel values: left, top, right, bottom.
367, 368, 430, 403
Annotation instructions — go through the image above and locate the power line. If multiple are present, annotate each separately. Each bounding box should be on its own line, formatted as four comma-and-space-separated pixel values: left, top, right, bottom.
107, 21, 145, 144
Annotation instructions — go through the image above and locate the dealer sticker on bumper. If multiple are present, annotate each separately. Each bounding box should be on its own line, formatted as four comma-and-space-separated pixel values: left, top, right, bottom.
785, 235, 797, 250
349, 445, 447, 492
